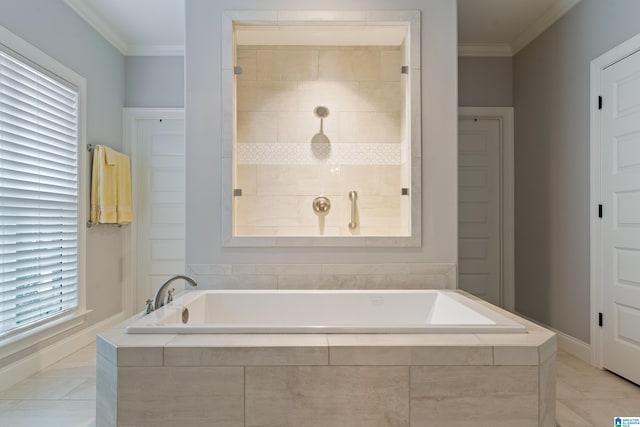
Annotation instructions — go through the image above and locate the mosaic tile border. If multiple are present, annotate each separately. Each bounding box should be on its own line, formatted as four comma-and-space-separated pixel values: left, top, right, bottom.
237, 142, 401, 165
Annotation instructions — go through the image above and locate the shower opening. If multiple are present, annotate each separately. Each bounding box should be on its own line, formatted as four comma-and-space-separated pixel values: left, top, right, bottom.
224, 11, 421, 246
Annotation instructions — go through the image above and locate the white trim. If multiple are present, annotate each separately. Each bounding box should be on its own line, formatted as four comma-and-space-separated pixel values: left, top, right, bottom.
557, 329, 592, 364
122, 108, 185, 316
458, 107, 515, 312
63, 0, 129, 55
458, 43, 512, 57
127, 44, 184, 57
223, 10, 422, 247
0, 312, 124, 393
511, 0, 582, 55
589, 33, 640, 370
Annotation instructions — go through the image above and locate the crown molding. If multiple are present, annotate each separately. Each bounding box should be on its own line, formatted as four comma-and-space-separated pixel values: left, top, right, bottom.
127, 44, 185, 56
64, 0, 129, 55
511, 0, 582, 55
458, 43, 512, 57
64, 0, 185, 56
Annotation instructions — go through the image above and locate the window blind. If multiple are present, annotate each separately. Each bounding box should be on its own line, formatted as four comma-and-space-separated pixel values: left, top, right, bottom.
0, 47, 79, 338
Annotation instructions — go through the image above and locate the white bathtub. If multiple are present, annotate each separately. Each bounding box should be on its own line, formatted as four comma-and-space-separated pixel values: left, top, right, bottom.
126, 290, 526, 334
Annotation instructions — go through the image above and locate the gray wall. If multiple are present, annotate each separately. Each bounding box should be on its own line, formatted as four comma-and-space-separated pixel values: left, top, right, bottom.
514, 0, 640, 342
185, 0, 458, 267
0, 0, 125, 366
125, 56, 184, 107
458, 56, 512, 106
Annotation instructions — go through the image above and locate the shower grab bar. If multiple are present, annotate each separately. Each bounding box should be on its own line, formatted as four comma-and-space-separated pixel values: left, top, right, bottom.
348, 190, 358, 229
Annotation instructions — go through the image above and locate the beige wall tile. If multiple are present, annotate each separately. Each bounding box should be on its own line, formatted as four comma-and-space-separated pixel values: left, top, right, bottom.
195, 274, 277, 289
256, 165, 337, 196
360, 81, 401, 112
236, 164, 257, 195
339, 112, 400, 142
237, 112, 277, 142
236, 47, 256, 80
318, 47, 380, 81
257, 49, 318, 81
380, 49, 402, 81
341, 165, 401, 196
237, 80, 297, 112
245, 366, 409, 426
298, 80, 360, 112
277, 274, 369, 289
117, 367, 243, 426
277, 111, 339, 143
410, 366, 539, 426
236, 195, 302, 227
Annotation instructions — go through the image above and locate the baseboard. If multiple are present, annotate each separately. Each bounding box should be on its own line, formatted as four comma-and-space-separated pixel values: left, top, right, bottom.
0, 312, 124, 392
515, 311, 591, 364
555, 328, 591, 364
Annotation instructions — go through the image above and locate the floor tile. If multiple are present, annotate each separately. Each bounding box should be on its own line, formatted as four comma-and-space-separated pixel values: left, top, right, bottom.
0, 399, 95, 427
0, 377, 86, 400
556, 401, 593, 426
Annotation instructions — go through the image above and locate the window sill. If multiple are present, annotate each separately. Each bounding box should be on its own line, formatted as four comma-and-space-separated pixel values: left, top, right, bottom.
0, 309, 93, 361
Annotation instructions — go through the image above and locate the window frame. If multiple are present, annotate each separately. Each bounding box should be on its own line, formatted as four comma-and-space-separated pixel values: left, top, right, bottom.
0, 24, 88, 358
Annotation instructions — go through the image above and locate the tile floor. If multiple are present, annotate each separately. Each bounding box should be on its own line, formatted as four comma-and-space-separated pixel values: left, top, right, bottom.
0, 343, 638, 426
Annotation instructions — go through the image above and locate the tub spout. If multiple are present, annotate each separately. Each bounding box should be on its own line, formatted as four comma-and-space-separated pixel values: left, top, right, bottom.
152, 275, 198, 310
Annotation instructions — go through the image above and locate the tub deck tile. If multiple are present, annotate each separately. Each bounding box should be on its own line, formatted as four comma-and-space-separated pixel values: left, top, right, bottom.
98, 331, 176, 367
164, 334, 329, 366
330, 345, 493, 366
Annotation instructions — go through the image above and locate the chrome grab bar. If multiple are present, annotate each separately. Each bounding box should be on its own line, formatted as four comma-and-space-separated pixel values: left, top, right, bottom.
348, 190, 358, 229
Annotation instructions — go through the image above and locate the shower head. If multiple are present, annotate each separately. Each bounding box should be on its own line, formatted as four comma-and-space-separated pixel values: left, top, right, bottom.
314, 105, 330, 119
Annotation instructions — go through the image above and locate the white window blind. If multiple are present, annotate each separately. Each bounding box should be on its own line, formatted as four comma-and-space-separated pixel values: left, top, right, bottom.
0, 47, 79, 338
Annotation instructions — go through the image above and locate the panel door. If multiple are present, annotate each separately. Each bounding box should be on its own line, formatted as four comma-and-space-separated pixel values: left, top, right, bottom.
136, 118, 185, 311
458, 118, 501, 306
602, 49, 640, 385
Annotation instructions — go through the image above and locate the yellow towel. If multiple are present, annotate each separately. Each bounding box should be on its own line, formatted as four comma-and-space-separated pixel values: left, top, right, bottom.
90, 145, 132, 225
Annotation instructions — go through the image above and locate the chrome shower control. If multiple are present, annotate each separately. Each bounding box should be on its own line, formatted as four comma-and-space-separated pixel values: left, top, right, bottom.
312, 196, 331, 215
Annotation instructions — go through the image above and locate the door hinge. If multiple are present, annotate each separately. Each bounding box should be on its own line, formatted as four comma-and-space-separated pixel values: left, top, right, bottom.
598, 312, 603, 327
233, 66, 243, 75
598, 204, 603, 218
401, 65, 409, 74
598, 96, 603, 110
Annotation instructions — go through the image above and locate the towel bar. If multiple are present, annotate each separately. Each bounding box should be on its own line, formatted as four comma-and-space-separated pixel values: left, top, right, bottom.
87, 220, 123, 228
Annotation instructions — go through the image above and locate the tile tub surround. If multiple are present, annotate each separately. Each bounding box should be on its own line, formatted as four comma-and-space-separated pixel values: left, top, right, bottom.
96, 292, 556, 426
186, 262, 457, 290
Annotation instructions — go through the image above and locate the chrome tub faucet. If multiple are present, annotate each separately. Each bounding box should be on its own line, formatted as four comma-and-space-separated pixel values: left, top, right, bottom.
150, 275, 198, 311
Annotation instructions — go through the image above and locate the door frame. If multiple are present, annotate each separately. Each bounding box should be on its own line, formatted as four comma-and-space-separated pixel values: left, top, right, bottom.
458, 107, 515, 311
122, 108, 185, 317
590, 33, 640, 369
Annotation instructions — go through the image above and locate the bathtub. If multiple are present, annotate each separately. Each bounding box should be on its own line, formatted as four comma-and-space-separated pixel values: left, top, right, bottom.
126, 289, 526, 334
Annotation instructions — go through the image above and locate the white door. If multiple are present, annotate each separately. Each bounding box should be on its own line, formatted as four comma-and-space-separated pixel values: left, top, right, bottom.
458, 118, 501, 306
135, 118, 185, 311
601, 49, 640, 385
